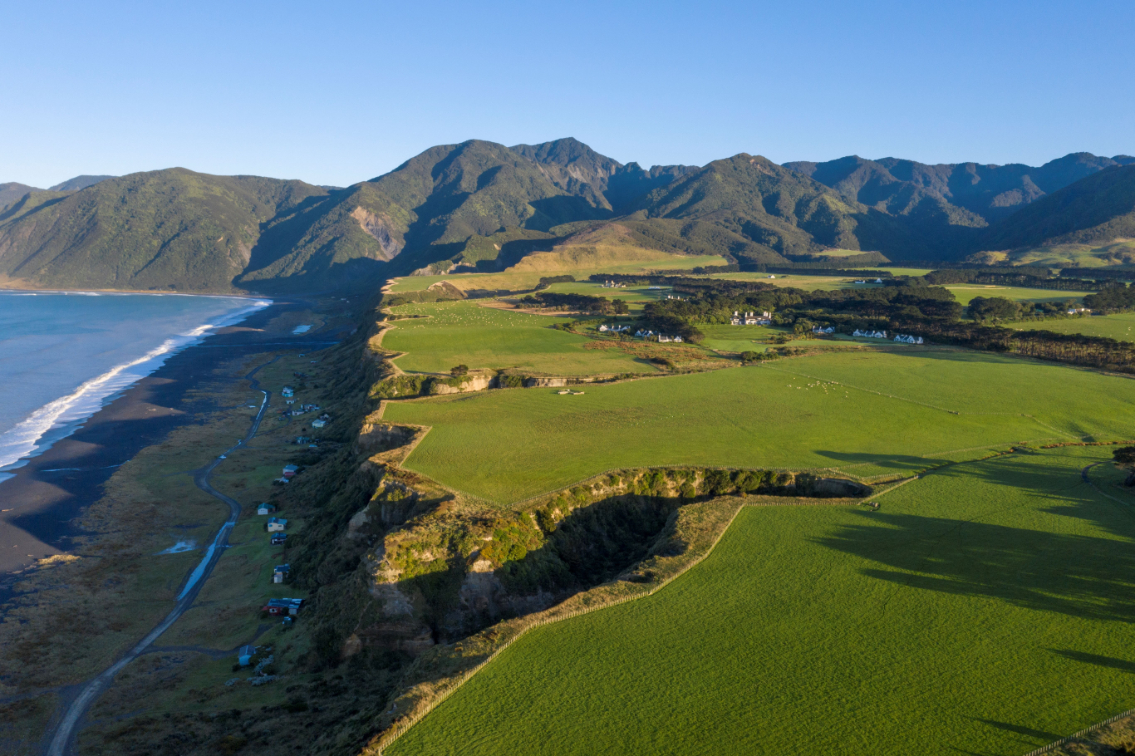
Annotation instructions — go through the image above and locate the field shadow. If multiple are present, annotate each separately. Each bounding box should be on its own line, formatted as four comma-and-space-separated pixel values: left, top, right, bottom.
1050, 649, 1135, 674
814, 508, 1135, 622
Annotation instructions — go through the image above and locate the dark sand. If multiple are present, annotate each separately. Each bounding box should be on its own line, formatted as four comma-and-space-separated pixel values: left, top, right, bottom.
0, 298, 343, 576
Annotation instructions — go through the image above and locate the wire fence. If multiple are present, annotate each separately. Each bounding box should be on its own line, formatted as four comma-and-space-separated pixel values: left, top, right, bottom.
1021, 706, 1135, 756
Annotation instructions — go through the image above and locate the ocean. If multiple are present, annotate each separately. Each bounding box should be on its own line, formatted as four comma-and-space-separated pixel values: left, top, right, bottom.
0, 291, 269, 483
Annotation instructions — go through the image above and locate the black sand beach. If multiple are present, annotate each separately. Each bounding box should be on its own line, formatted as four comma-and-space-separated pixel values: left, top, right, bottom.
0, 297, 342, 577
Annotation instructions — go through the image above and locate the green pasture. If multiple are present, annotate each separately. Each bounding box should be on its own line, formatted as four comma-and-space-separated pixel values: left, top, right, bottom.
388, 447, 1135, 756
387, 254, 727, 294
1013, 312, 1135, 342
698, 324, 868, 353
946, 284, 1093, 306
383, 300, 655, 376
542, 281, 673, 309
1005, 239, 1135, 269
879, 266, 934, 276
382, 349, 1135, 503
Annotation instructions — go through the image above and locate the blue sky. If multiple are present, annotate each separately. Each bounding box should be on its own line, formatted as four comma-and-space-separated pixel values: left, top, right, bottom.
2, 0, 1132, 187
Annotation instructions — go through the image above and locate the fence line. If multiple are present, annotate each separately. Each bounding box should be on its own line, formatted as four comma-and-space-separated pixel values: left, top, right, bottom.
372, 502, 745, 754
1021, 706, 1135, 756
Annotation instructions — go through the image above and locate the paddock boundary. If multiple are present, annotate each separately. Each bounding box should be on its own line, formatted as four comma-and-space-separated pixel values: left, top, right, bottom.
1021, 707, 1135, 756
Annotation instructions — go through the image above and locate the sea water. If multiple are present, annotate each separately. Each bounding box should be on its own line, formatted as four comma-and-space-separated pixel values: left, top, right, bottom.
0, 291, 269, 483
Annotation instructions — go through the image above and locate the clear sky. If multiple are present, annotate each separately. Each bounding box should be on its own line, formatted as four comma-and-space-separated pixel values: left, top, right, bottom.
2, 0, 1132, 188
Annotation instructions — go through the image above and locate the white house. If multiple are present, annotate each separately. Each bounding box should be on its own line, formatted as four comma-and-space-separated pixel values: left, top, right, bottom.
267, 517, 288, 533
312, 419, 327, 429
281, 386, 294, 398
257, 503, 277, 516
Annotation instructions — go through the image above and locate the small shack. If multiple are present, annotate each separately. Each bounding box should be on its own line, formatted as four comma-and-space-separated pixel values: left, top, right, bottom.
257, 503, 277, 516
273, 564, 290, 584
282, 464, 299, 479
238, 645, 256, 666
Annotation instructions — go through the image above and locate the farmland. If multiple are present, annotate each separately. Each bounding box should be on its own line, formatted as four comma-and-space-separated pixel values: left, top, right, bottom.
386, 446, 1135, 756
1013, 312, 1135, 342
943, 284, 1093, 306
381, 349, 1135, 503
382, 300, 657, 376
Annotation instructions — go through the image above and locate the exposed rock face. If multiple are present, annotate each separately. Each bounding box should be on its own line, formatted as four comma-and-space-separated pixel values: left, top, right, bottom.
525, 376, 568, 388
431, 373, 493, 395
351, 206, 404, 260
356, 421, 417, 455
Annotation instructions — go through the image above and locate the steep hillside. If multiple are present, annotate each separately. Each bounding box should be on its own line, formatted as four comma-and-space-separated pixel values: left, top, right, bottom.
787, 152, 1130, 222
0, 169, 331, 292
49, 174, 115, 191
0, 182, 43, 209
626, 154, 970, 262
978, 164, 1135, 250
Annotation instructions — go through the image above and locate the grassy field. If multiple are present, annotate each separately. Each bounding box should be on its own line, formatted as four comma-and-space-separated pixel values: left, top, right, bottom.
387, 253, 727, 294
382, 349, 1135, 503
979, 239, 1135, 269
383, 300, 656, 376
387, 446, 1135, 756
697, 324, 873, 353
945, 284, 1093, 306
1012, 312, 1135, 342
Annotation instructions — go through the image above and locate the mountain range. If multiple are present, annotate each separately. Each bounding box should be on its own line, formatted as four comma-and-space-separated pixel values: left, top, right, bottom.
1, 141, 1133, 293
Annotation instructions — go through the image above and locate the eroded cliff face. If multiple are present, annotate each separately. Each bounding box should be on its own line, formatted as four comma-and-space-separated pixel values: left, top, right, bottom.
351, 207, 405, 260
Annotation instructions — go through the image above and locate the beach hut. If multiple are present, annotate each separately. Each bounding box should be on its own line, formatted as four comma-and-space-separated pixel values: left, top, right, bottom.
238, 645, 256, 666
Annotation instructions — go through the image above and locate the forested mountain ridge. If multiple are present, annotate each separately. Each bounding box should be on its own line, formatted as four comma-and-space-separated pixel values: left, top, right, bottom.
1, 141, 1133, 293
977, 164, 1135, 250
786, 152, 1133, 222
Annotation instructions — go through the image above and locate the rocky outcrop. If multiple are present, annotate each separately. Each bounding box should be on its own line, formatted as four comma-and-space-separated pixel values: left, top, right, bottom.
525, 376, 568, 388
430, 372, 493, 395
351, 206, 404, 260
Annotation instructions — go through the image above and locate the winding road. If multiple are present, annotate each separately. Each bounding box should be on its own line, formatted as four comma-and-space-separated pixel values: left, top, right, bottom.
45, 358, 279, 756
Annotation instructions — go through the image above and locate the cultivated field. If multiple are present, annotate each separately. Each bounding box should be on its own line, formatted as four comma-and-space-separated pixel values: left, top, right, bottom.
1013, 312, 1135, 342
943, 284, 1093, 306
387, 446, 1135, 756
387, 252, 727, 294
382, 301, 658, 376
382, 349, 1135, 503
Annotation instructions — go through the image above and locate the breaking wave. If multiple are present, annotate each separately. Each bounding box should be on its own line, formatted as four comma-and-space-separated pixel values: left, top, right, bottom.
0, 298, 270, 474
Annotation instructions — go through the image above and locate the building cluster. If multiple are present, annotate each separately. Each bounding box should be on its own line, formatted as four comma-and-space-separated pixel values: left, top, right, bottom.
893, 334, 924, 344
598, 324, 631, 333
731, 311, 772, 326
811, 326, 835, 334
852, 329, 888, 339
600, 280, 628, 288
633, 329, 684, 342
853, 279, 885, 284
1067, 307, 1092, 315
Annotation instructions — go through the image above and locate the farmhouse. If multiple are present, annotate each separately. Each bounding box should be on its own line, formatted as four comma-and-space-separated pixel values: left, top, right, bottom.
262, 598, 304, 617
852, 329, 888, 339
281, 386, 294, 398
257, 503, 277, 515
312, 419, 327, 428
282, 464, 299, 478
267, 517, 288, 533
812, 326, 835, 334
893, 334, 924, 344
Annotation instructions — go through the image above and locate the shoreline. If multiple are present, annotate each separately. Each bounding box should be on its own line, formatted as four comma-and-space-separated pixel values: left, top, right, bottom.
0, 296, 339, 579
0, 292, 272, 479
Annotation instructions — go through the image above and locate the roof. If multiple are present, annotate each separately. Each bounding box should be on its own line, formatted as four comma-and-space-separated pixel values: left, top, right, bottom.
267, 517, 288, 525
238, 644, 256, 656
